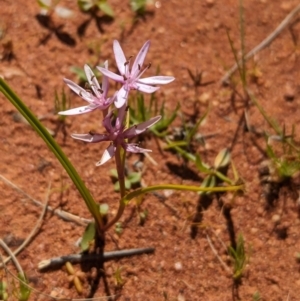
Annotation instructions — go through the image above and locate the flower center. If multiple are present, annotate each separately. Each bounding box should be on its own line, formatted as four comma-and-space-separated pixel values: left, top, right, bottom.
123, 58, 151, 91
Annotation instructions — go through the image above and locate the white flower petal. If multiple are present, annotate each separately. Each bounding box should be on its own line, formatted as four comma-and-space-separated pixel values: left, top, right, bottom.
124, 116, 161, 138
58, 106, 94, 115
138, 76, 175, 85
71, 133, 109, 143
132, 40, 150, 75
113, 40, 127, 75
115, 86, 128, 108
63, 78, 94, 103
136, 83, 160, 93
125, 143, 152, 153
97, 67, 124, 83
84, 64, 101, 97
102, 61, 109, 97
96, 144, 115, 166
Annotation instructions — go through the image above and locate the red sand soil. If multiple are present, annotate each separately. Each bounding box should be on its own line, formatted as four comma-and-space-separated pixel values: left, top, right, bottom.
1, 0, 300, 300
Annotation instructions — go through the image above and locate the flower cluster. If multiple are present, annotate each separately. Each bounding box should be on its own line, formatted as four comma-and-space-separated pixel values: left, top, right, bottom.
60, 40, 175, 165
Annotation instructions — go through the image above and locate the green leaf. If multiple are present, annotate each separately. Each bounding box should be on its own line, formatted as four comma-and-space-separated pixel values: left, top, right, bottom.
164, 141, 188, 149
77, 0, 93, 11
114, 181, 120, 192
186, 105, 210, 144
231, 160, 240, 183
170, 144, 196, 162
17, 273, 31, 301
70, 66, 88, 82
130, 0, 147, 12
214, 148, 231, 169
100, 203, 109, 216
198, 175, 216, 195
228, 233, 247, 280
37, 0, 51, 10
97, 1, 114, 17
266, 141, 277, 161
125, 179, 132, 190
127, 172, 141, 184
0, 281, 8, 301
109, 168, 119, 179
195, 154, 210, 173
80, 222, 96, 251
154, 102, 180, 133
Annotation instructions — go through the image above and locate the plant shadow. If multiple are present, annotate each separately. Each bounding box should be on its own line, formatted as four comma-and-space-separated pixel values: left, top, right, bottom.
166, 162, 201, 182
35, 14, 76, 47
77, 12, 114, 37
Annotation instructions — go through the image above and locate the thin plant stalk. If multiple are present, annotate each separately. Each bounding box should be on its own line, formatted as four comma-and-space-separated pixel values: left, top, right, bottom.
239, 0, 247, 90
105, 110, 130, 231
113, 145, 127, 225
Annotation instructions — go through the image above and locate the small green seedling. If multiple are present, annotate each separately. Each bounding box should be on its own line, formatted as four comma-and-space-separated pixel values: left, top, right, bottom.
228, 233, 248, 281
0, 281, 8, 301
259, 134, 300, 206
266, 137, 300, 180
197, 149, 238, 198
77, 0, 114, 17
110, 168, 141, 192
12, 274, 31, 301
113, 266, 125, 287
171, 146, 234, 186
129, 93, 180, 138
37, 0, 73, 18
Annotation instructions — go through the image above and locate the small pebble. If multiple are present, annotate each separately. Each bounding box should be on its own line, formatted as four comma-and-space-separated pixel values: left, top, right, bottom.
281, 2, 293, 11
174, 262, 183, 271
198, 92, 211, 104
177, 293, 185, 301
250, 227, 258, 234
272, 214, 281, 224
256, 207, 264, 216
206, 0, 214, 7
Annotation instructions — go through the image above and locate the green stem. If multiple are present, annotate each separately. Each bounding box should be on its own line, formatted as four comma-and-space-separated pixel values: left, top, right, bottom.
214, 170, 233, 185
104, 183, 244, 231
123, 184, 244, 204
104, 145, 126, 231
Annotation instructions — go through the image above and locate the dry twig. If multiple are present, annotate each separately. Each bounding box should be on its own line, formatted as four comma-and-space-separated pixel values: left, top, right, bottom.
0, 239, 24, 277
0, 174, 91, 226
0, 182, 51, 267
206, 234, 231, 274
